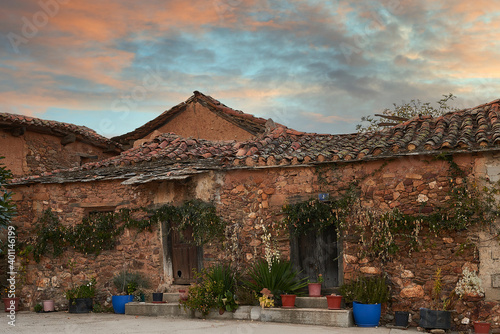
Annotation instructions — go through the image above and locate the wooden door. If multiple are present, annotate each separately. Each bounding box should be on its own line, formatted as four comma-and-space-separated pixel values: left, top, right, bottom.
291, 224, 339, 288
171, 225, 199, 284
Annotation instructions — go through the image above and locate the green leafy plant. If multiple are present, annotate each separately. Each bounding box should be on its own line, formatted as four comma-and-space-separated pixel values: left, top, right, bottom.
245, 258, 308, 301
32, 209, 67, 262
30, 200, 225, 261
92, 301, 114, 313
175, 199, 227, 246
112, 271, 150, 295
0, 156, 16, 229
281, 188, 356, 236
339, 274, 390, 304
429, 268, 456, 311
308, 274, 324, 284
182, 263, 239, 316
34, 303, 43, 312
65, 277, 97, 300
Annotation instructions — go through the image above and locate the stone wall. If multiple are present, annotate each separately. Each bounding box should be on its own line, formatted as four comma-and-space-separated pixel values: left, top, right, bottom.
0, 129, 117, 177
9, 181, 163, 311
5, 152, 500, 329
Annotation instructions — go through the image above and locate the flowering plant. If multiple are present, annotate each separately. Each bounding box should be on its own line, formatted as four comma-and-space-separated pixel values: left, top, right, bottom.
455, 267, 484, 298
65, 277, 96, 300
309, 274, 324, 284
259, 288, 274, 308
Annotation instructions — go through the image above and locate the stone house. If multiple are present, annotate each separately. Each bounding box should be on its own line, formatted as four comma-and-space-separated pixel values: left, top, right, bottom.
0, 112, 122, 177
112, 91, 276, 149
5, 94, 500, 328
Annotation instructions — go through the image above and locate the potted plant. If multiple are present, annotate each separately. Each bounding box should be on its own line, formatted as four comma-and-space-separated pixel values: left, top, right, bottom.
258, 288, 275, 308
394, 310, 410, 327
112, 271, 149, 314
308, 274, 323, 297
152, 291, 164, 303
419, 268, 454, 330
280, 293, 296, 308
339, 274, 390, 327
65, 277, 96, 313
246, 258, 308, 307
326, 293, 342, 309
34, 303, 43, 313
2, 286, 20, 313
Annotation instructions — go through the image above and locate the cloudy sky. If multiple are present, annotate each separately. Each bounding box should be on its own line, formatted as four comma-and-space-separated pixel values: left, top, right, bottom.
1, 0, 499, 137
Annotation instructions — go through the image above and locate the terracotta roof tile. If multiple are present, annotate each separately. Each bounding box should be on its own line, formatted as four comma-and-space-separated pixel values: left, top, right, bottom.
10, 98, 500, 185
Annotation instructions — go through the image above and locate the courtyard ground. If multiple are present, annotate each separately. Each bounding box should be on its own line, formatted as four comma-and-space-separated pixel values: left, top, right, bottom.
1, 311, 422, 334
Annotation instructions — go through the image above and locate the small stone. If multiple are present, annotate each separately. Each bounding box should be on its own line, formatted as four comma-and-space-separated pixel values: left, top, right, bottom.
430, 329, 445, 334
400, 284, 424, 298
417, 194, 429, 202
249, 239, 262, 247
401, 270, 414, 278
360, 266, 381, 275
344, 254, 358, 264
263, 188, 275, 195
234, 185, 245, 193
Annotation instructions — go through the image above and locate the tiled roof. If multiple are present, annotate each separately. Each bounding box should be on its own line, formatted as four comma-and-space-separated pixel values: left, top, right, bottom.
111, 91, 272, 145
0, 112, 122, 152
9, 98, 500, 185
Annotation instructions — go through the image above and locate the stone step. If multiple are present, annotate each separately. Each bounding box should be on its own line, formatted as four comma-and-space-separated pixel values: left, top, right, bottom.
295, 296, 346, 309
295, 296, 328, 309
163, 293, 180, 303
125, 302, 353, 328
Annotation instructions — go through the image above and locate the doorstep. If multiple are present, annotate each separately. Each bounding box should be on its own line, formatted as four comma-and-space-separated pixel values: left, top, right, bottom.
125, 303, 353, 328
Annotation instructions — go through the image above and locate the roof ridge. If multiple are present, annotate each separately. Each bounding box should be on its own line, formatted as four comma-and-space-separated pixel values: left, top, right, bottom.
0, 111, 121, 150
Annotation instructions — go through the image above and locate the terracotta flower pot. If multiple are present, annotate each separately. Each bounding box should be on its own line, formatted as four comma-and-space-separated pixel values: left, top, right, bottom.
474, 321, 491, 334
308, 283, 322, 297
280, 294, 296, 308
326, 295, 342, 309
178, 289, 188, 302
2, 297, 20, 312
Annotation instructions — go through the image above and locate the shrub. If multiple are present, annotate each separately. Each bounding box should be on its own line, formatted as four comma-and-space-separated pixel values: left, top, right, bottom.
112, 271, 150, 295
339, 274, 390, 304
245, 258, 308, 302
182, 263, 239, 315
65, 277, 97, 300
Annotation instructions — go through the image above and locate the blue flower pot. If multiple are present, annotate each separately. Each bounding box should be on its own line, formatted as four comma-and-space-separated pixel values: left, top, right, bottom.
353, 301, 382, 327
112, 295, 134, 314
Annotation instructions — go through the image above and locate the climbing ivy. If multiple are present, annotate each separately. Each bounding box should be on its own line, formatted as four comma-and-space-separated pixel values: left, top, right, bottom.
280, 184, 358, 236
31, 200, 226, 261
281, 154, 500, 262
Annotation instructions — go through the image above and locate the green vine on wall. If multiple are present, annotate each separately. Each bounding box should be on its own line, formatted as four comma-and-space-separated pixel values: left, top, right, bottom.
281, 154, 500, 262
280, 184, 358, 236
31, 200, 226, 262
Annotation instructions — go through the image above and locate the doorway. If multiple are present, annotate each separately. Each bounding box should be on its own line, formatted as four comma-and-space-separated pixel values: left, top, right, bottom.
161, 221, 201, 284
290, 224, 340, 288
